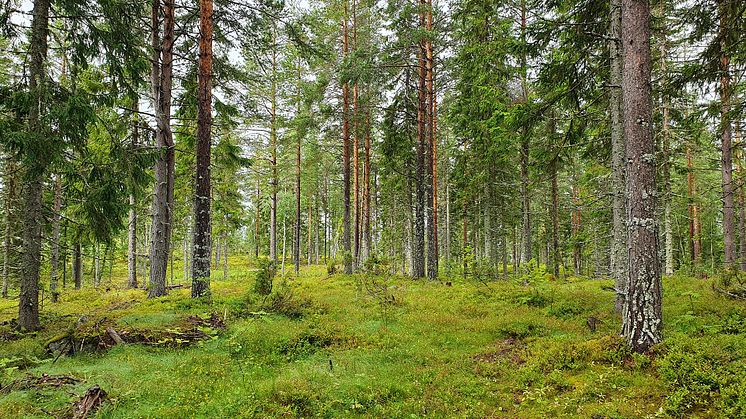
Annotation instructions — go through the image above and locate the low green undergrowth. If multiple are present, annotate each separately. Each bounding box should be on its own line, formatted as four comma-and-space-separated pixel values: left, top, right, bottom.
0, 259, 744, 417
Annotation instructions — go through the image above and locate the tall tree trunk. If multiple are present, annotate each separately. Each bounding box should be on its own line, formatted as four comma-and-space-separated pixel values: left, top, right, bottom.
255, 178, 260, 259
621, 0, 662, 353
269, 26, 278, 262
223, 231, 228, 279
352, 0, 360, 268
341, 2, 352, 274
2, 160, 15, 299
610, 0, 627, 311
362, 111, 372, 263
73, 242, 82, 289
660, 28, 673, 276
426, 0, 438, 279
519, 0, 531, 267
149, 0, 176, 298
192, 0, 213, 298
281, 216, 287, 276
294, 58, 302, 276
128, 101, 139, 289
413, 0, 427, 279
18, 0, 51, 331
94, 243, 101, 287
445, 170, 451, 265
183, 236, 188, 282
686, 147, 700, 261
719, 0, 735, 267
550, 157, 560, 278
737, 125, 746, 270
50, 175, 62, 301
571, 167, 582, 275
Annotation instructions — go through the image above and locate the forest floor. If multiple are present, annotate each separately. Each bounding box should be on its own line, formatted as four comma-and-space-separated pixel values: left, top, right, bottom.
0, 258, 745, 418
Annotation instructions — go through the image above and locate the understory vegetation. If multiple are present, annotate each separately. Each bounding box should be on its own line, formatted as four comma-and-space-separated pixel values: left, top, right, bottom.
1, 258, 744, 418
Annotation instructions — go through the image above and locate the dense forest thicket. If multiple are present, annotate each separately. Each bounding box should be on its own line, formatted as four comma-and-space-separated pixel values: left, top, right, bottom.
1, 0, 746, 416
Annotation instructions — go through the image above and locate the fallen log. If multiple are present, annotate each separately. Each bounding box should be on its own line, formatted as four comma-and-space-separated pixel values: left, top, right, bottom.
105, 327, 124, 345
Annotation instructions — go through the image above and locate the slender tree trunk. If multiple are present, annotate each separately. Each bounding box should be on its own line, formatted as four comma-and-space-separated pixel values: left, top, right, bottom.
49, 175, 61, 301
18, 0, 51, 331
462, 197, 468, 278
610, 0, 627, 310
719, 0, 735, 267
149, 0, 176, 299
363, 111, 372, 263
342, 2, 352, 274
686, 147, 700, 261
294, 58, 302, 276
223, 231, 228, 280
255, 178, 260, 259
2, 160, 15, 299
73, 242, 82, 289
269, 26, 278, 262
192, 0, 213, 298
426, 0, 438, 279
307, 201, 312, 265
660, 30, 673, 276
519, 0, 531, 267
94, 244, 101, 287
550, 158, 560, 278
183, 236, 188, 282
621, 0, 662, 353
445, 173, 451, 265
737, 125, 746, 270
281, 216, 287, 276
128, 101, 139, 289
413, 0, 427, 279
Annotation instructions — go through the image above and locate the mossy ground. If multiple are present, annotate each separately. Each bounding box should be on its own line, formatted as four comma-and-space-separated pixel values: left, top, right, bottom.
1, 258, 745, 418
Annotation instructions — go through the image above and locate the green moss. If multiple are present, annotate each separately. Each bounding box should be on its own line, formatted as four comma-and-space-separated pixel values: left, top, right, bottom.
0, 258, 744, 417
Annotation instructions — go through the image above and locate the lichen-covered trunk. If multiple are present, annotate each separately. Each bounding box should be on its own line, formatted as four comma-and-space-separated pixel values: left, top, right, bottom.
18, 0, 51, 331
621, 0, 662, 353
192, 0, 213, 298
609, 0, 627, 311
149, 0, 176, 299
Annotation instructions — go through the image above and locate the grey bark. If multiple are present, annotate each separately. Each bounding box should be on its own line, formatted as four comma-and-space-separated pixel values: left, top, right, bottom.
621, 0, 662, 353
149, 0, 176, 298
18, 0, 51, 331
